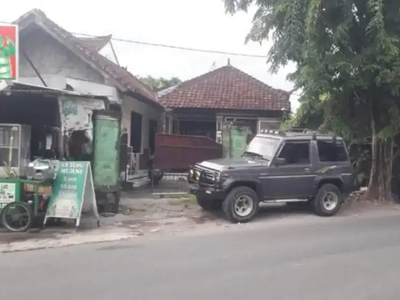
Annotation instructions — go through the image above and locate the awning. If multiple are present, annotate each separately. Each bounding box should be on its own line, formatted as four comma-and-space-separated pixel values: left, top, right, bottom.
0, 80, 109, 100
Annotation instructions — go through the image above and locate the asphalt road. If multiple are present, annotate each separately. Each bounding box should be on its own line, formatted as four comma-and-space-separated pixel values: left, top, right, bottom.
1, 211, 400, 300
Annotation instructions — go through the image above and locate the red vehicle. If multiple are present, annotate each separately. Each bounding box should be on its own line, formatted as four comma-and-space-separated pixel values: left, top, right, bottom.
151, 133, 222, 183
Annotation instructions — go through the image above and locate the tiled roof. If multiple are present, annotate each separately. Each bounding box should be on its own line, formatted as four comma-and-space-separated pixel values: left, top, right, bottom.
15, 9, 162, 109
159, 65, 290, 111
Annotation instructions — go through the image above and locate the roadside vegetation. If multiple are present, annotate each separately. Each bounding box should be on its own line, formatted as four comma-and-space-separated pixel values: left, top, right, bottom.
224, 0, 400, 201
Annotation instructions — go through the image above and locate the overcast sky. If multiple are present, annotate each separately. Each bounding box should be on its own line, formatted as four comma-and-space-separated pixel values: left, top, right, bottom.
1, 0, 300, 111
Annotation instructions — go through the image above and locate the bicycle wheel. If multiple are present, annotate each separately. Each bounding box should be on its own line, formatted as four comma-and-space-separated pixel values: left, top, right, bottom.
1, 202, 33, 232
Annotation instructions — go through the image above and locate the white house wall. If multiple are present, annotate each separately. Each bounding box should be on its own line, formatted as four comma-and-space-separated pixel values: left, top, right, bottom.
122, 96, 163, 153
58, 96, 105, 140
19, 27, 105, 84
19, 24, 161, 154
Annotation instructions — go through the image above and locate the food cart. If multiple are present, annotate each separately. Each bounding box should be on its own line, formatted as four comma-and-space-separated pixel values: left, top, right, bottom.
0, 177, 53, 232
0, 124, 56, 232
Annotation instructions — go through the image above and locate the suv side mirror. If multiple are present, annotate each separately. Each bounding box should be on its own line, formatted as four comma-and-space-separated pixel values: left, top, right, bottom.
275, 157, 286, 166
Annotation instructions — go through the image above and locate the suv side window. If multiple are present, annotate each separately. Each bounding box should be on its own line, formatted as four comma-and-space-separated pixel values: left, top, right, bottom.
278, 141, 310, 165
317, 140, 349, 162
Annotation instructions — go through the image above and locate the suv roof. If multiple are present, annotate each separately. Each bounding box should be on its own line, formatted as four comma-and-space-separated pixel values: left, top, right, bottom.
259, 129, 344, 141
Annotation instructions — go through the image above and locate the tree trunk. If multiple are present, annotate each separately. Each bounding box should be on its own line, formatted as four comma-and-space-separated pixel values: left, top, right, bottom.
380, 139, 394, 201
363, 137, 394, 201
363, 129, 380, 200
363, 101, 394, 201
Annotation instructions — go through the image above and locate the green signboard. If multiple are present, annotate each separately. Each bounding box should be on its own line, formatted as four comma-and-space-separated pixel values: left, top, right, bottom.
44, 161, 99, 227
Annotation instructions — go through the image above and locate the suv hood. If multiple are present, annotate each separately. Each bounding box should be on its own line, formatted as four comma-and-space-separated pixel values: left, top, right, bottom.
197, 157, 267, 171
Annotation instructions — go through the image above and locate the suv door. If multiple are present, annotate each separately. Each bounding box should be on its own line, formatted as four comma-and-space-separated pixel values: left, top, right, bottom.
264, 140, 316, 200
315, 139, 354, 192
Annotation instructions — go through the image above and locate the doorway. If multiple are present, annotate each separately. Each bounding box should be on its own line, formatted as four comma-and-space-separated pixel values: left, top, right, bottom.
130, 111, 142, 153
149, 119, 158, 155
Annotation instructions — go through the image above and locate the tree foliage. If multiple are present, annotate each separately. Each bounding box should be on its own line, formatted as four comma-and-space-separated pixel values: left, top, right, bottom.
139, 76, 181, 92
224, 0, 400, 200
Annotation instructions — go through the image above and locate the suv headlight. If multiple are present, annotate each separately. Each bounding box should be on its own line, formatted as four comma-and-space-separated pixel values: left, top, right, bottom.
214, 172, 220, 182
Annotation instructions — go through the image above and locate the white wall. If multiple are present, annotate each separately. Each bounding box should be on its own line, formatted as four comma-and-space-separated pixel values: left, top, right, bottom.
18, 26, 122, 105
19, 25, 162, 154
122, 95, 163, 153
58, 96, 105, 140
20, 28, 105, 84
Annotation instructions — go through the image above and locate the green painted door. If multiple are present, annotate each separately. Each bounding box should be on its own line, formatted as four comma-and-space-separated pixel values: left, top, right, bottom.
92, 111, 122, 188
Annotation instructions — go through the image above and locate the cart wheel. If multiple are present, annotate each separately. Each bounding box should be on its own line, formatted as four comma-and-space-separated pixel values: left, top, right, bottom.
1, 202, 33, 232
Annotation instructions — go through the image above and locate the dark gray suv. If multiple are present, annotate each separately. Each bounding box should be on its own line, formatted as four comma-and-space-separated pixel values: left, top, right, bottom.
188, 129, 355, 223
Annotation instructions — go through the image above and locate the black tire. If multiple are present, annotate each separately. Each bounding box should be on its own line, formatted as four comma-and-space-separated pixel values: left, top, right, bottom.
1, 202, 33, 232
222, 186, 259, 223
312, 183, 342, 216
196, 197, 222, 211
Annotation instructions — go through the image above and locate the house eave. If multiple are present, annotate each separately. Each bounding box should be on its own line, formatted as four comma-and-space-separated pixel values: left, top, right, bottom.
125, 90, 165, 111
0, 80, 109, 101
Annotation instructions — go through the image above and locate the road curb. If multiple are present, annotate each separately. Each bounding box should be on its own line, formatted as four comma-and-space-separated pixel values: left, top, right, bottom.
0, 228, 136, 253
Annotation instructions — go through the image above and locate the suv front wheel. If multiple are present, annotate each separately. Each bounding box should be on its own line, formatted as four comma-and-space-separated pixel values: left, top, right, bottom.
222, 186, 259, 223
312, 183, 342, 216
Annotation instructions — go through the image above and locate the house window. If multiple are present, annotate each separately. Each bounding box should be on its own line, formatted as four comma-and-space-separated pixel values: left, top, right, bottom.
172, 120, 180, 134
216, 120, 222, 131
130, 111, 142, 153
258, 120, 281, 133
317, 140, 349, 162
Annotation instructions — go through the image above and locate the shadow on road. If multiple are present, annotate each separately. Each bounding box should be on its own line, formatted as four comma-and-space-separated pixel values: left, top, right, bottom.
196, 201, 358, 225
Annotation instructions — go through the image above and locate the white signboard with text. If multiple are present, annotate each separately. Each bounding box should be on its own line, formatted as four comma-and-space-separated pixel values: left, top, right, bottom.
0, 182, 16, 208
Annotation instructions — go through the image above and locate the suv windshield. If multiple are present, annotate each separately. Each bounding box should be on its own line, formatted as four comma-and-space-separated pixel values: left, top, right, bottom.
243, 136, 280, 161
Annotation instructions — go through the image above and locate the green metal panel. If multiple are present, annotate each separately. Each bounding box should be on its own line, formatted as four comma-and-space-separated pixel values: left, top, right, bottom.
222, 124, 231, 158
222, 123, 253, 159
92, 110, 122, 190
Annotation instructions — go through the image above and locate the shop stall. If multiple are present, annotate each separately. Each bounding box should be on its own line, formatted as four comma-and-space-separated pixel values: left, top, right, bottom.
0, 81, 112, 231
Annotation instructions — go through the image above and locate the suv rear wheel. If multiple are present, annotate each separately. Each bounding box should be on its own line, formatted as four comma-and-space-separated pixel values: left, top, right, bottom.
196, 197, 222, 211
222, 186, 259, 223
312, 183, 342, 216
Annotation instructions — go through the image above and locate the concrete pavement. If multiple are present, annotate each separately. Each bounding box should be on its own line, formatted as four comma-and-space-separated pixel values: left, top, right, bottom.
1, 207, 400, 300
0, 197, 396, 252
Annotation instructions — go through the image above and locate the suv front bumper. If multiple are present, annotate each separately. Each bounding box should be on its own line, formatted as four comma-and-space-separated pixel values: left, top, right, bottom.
188, 182, 225, 200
